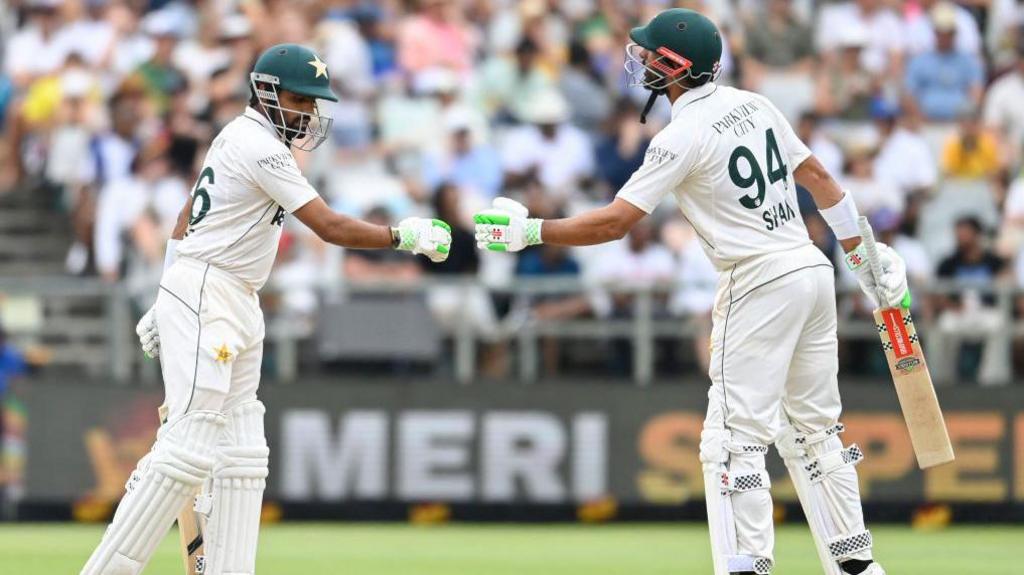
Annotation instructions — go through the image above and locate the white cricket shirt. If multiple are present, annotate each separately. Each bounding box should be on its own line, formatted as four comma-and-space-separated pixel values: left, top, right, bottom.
176, 107, 319, 290
618, 83, 815, 274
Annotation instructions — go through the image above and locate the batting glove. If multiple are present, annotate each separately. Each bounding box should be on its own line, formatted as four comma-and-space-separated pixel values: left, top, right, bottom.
395, 217, 452, 263
846, 242, 911, 309
136, 306, 160, 359
473, 197, 543, 252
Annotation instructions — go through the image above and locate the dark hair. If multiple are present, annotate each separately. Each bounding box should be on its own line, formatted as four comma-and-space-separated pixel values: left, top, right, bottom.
955, 216, 984, 234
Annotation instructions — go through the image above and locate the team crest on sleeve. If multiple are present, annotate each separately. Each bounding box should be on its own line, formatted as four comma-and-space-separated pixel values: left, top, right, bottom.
257, 152, 295, 171
644, 147, 678, 166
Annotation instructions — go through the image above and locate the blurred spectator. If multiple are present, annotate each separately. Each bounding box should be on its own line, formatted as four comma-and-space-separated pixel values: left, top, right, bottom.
560, 41, 612, 133
844, 137, 904, 216
814, 23, 878, 120
397, 0, 477, 75
0, 323, 27, 486
741, 0, 816, 120
940, 109, 1002, 179
93, 139, 186, 282
500, 89, 595, 200
871, 208, 932, 297
816, 0, 903, 76
421, 184, 504, 375
983, 45, 1024, 170
477, 36, 555, 120
136, 11, 188, 115
796, 112, 844, 181
487, 0, 569, 57
595, 99, 650, 195
596, 219, 675, 315
904, 0, 982, 57
904, 5, 984, 121
928, 217, 1011, 386
997, 173, 1024, 264
744, 0, 815, 80
91, 87, 143, 186
666, 219, 717, 375
515, 241, 590, 376
3, 0, 65, 88
421, 111, 502, 204
873, 107, 938, 197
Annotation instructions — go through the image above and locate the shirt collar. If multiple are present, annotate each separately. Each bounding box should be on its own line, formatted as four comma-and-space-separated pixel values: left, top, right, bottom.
244, 106, 280, 138
670, 82, 718, 121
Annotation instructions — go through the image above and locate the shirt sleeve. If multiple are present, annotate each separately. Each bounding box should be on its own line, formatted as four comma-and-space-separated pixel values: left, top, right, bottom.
616, 126, 696, 214
246, 144, 319, 213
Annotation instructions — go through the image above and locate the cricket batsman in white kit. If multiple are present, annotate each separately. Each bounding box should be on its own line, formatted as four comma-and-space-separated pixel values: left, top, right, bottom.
474, 9, 908, 575
82, 44, 452, 574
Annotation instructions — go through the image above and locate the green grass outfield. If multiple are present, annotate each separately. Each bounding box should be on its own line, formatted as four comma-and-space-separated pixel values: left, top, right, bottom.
2, 523, 1019, 574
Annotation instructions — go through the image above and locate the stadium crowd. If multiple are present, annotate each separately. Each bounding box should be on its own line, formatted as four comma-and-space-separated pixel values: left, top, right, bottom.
1, 0, 1024, 382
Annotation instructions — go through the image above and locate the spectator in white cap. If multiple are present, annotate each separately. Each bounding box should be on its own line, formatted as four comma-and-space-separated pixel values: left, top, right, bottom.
904, 0, 982, 57
816, 0, 904, 76
3, 0, 66, 88
172, 11, 252, 113
814, 22, 877, 120
904, 1, 984, 121
500, 89, 595, 200
136, 9, 187, 114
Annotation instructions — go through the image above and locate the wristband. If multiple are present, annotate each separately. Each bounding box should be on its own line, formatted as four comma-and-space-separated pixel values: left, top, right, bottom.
163, 239, 180, 271
525, 218, 543, 246
819, 192, 860, 240
390, 227, 401, 249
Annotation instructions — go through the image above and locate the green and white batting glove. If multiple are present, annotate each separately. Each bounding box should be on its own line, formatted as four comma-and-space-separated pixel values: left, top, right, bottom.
393, 217, 452, 263
473, 197, 543, 252
846, 241, 912, 309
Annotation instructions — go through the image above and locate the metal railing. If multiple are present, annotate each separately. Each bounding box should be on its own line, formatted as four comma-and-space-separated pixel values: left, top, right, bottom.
0, 276, 1019, 385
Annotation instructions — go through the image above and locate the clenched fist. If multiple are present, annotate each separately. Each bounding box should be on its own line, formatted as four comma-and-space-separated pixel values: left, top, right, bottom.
394, 217, 452, 263
473, 198, 543, 253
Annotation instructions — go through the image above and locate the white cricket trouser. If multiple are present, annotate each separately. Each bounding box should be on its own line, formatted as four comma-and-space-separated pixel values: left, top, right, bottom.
707, 247, 841, 443
701, 244, 873, 574
157, 256, 265, 417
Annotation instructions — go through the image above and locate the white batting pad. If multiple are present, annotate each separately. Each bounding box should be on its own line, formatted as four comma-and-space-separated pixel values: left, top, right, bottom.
700, 428, 774, 575
81, 411, 225, 575
777, 423, 874, 575
202, 400, 270, 575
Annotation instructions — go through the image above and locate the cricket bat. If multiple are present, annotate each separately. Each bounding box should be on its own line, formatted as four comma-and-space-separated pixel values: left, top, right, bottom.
858, 217, 955, 469
158, 405, 207, 574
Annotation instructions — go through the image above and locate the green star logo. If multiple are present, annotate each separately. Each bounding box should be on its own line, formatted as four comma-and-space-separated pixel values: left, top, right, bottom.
308, 55, 328, 79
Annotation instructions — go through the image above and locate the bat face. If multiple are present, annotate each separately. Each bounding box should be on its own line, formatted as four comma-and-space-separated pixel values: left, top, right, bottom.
874, 307, 955, 469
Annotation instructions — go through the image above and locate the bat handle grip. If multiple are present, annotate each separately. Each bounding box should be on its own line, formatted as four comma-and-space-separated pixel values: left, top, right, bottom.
857, 216, 887, 307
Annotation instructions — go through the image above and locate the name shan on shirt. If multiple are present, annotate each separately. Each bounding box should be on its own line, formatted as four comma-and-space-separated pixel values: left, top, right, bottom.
711, 100, 761, 138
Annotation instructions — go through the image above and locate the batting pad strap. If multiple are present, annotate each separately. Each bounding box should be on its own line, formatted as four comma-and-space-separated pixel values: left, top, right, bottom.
727, 555, 773, 574
828, 530, 873, 560
727, 441, 770, 455
805, 444, 864, 483
794, 424, 845, 447
721, 469, 771, 494
819, 191, 860, 241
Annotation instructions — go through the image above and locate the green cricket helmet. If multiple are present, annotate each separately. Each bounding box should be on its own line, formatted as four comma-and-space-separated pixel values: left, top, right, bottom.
250, 43, 338, 151
625, 8, 723, 93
